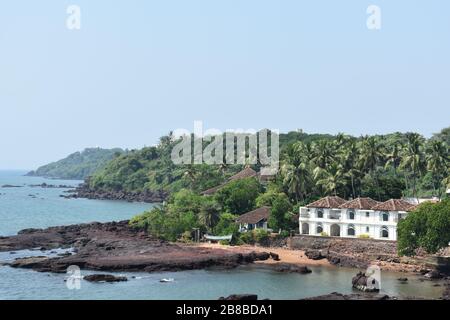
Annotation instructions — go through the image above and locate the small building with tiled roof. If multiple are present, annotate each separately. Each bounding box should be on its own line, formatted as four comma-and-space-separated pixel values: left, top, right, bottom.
228, 167, 257, 181
236, 206, 271, 232
200, 167, 259, 196
299, 196, 418, 241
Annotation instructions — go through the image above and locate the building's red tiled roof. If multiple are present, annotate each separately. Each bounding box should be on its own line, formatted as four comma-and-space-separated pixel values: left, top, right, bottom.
306, 196, 347, 208
339, 197, 380, 210
371, 199, 416, 212
236, 206, 271, 224
228, 167, 257, 181
201, 167, 257, 195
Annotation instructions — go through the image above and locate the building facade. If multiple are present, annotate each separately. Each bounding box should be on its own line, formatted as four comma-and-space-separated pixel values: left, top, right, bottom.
299, 197, 416, 241
236, 206, 270, 232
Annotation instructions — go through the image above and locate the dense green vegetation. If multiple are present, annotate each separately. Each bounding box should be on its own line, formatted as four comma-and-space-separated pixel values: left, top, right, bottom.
397, 199, 450, 256
27, 148, 124, 180
91, 127, 448, 244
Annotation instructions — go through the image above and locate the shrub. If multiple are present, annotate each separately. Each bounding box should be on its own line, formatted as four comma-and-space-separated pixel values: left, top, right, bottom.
239, 232, 254, 244
179, 231, 193, 243
219, 240, 230, 245
253, 229, 270, 244
398, 199, 450, 256
358, 234, 371, 239
320, 232, 328, 237
278, 230, 290, 238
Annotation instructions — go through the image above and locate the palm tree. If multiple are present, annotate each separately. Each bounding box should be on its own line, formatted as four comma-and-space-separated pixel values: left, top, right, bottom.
358, 136, 385, 200
426, 140, 449, 199
316, 163, 346, 196
312, 140, 335, 170
358, 136, 385, 172
281, 142, 312, 202
400, 133, 426, 200
341, 141, 361, 198
199, 200, 221, 232
385, 142, 402, 175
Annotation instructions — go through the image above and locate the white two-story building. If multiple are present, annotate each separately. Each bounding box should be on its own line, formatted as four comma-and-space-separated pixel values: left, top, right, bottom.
299, 196, 416, 241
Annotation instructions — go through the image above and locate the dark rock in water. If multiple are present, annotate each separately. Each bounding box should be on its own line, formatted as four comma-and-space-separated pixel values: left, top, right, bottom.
424, 270, 443, 279
352, 272, 380, 292
305, 249, 325, 260
83, 274, 128, 283
10, 256, 50, 269
302, 292, 391, 300
274, 263, 312, 274
1, 185, 23, 188
219, 294, 258, 300
9, 251, 16, 254
397, 277, 408, 282
269, 252, 280, 261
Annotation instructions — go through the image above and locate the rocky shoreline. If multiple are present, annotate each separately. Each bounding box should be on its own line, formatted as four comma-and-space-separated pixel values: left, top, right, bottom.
63, 183, 168, 203
0, 221, 272, 273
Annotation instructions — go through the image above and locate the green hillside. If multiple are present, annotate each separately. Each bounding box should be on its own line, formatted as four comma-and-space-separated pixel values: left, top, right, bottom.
27, 148, 124, 180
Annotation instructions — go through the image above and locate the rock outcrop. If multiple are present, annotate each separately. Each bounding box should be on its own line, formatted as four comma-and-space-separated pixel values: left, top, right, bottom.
83, 274, 127, 283
352, 271, 380, 292
1, 221, 272, 274
65, 183, 168, 203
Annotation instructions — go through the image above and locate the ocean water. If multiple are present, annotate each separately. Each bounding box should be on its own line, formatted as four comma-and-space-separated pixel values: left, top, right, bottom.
0, 171, 445, 300
0, 170, 153, 236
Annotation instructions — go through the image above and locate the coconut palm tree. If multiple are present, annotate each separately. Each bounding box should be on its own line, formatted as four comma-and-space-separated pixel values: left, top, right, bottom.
281, 142, 312, 202
341, 141, 361, 198
198, 200, 221, 232
316, 163, 346, 196
400, 133, 426, 200
312, 140, 335, 170
358, 136, 385, 200
385, 142, 402, 175
426, 140, 449, 199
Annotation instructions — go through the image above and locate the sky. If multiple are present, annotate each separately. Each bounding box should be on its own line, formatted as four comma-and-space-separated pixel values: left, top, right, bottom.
0, 1, 449, 169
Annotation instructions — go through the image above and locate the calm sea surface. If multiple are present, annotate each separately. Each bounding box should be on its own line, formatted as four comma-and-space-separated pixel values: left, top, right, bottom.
0, 171, 444, 300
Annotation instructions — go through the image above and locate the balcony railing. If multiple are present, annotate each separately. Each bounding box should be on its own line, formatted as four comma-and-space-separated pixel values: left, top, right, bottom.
329, 213, 341, 220
300, 213, 310, 218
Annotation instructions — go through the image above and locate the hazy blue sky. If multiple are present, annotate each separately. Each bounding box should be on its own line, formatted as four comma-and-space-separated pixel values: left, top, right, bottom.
1, 1, 449, 169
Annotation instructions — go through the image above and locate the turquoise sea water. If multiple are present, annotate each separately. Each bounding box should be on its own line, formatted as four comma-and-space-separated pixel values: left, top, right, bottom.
0, 171, 445, 300
0, 170, 152, 236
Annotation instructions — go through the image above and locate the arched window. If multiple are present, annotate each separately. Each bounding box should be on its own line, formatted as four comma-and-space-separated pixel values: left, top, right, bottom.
316, 223, 323, 234
301, 223, 310, 235
381, 212, 389, 222
347, 224, 355, 236
381, 226, 389, 238
317, 209, 324, 219
348, 210, 355, 220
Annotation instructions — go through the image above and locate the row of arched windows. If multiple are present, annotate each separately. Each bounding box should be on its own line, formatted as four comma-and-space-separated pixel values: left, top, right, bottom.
310, 223, 389, 238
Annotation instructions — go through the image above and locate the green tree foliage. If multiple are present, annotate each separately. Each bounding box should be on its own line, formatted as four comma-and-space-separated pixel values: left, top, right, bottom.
215, 177, 263, 215
269, 194, 293, 231
397, 199, 450, 255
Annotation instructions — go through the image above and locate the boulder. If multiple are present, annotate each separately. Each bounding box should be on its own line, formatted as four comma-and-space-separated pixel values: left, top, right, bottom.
83, 274, 128, 283
274, 263, 312, 274
305, 249, 325, 260
424, 270, 443, 279
352, 272, 380, 292
269, 252, 280, 261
